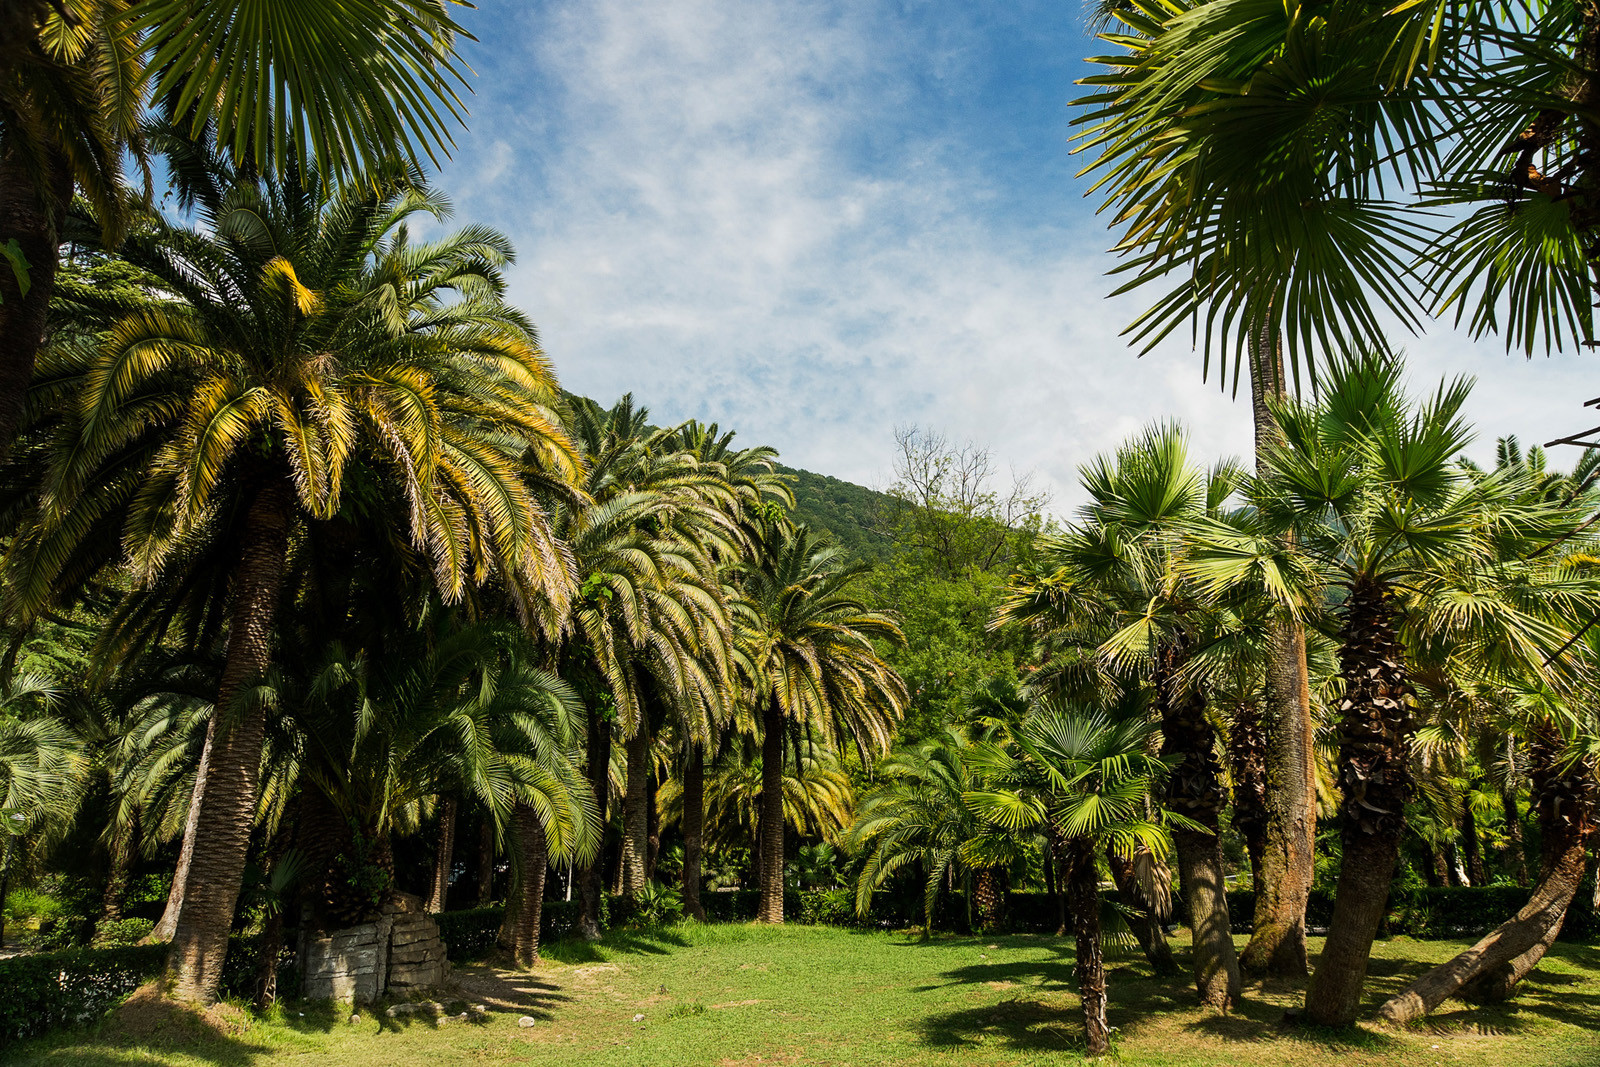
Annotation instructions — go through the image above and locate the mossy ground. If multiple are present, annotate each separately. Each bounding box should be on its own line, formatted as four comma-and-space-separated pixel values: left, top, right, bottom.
14, 924, 1600, 1066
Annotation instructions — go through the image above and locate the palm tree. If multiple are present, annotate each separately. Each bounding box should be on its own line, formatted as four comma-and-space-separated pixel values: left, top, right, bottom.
1183, 352, 1600, 1025
848, 727, 1021, 933
1, 1, 478, 467
740, 522, 907, 923
967, 704, 1176, 1058
7, 165, 580, 1001
996, 424, 1245, 1009
0, 672, 85, 950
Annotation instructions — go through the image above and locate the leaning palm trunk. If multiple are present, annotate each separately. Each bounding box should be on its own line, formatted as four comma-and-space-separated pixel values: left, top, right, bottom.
499, 804, 549, 966
166, 478, 294, 1003
1107, 844, 1175, 974
577, 706, 612, 940
1242, 327, 1318, 978
1067, 839, 1112, 1056
1377, 733, 1597, 1023
1304, 576, 1413, 1027
426, 795, 459, 913
758, 695, 786, 923
619, 726, 650, 896
1158, 649, 1240, 1010
682, 746, 708, 921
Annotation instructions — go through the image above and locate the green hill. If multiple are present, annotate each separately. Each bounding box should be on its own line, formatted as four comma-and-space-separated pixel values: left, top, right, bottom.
775, 464, 893, 560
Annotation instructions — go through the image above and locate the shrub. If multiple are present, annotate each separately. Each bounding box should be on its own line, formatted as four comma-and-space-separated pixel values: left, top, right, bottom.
435, 899, 592, 961
631, 882, 683, 926
0, 943, 166, 1047
91, 917, 155, 948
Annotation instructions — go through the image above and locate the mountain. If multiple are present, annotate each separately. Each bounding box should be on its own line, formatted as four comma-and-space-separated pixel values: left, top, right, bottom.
775, 464, 893, 560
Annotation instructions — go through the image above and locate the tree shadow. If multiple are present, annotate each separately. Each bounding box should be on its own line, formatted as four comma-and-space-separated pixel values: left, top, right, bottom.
542, 927, 691, 964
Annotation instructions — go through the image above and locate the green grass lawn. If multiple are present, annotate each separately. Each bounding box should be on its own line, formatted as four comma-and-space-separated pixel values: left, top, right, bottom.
14, 924, 1600, 1066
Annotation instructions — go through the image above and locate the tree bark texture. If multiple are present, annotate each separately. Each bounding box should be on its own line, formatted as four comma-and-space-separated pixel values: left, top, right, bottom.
425, 795, 459, 913
499, 803, 549, 967
1377, 734, 1596, 1023
165, 477, 293, 1003
0, 147, 70, 464
682, 745, 707, 921
1242, 326, 1318, 979
577, 705, 612, 940
1502, 787, 1529, 888
1303, 576, 1413, 1027
974, 868, 1005, 931
1068, 840, 1111, 1057
1158, 647, 1240, 1010
758, 695, 786, 924
478, 818, 496, 906
99, 815, 135, 929
1108, 844, 1176, 974
619, 726, 650, 896
1227, 700, 1269, 898
1462, 793, 1485, 888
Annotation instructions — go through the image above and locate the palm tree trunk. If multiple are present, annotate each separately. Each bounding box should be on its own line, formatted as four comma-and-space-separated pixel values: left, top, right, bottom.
499, 804, 548, 966
1502, 787, 1529, 887
682, 745, 707, 921
974, 868, 1004, 931
1241, 325, 1318, 979
1462, 793, 1485, 887
100, 814, 135, 929
165, 476, 293, 1003
1158, 648, 1240, 1010
1421, 840, 1444, 887
1107, 845, 1176, 974
425, 795, 459, 913
1227, 700, 1269, 898
477, 817, 496, 906
578, 705, 612, 940
1303, 575, 1413, 1027
1048, 824, 1068, 937
0, 147, 70, 464
758, 695, 786, 924
1067, 839, 1111, 1057
619, 725, 650, 896
1377, 731, 1597, 1022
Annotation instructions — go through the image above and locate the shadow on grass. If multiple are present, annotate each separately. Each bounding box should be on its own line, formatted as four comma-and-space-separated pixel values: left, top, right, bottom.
541, 926, 691, 964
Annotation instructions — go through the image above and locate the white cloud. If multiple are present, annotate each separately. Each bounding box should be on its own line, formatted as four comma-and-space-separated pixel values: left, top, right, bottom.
447, 0, 1600, 519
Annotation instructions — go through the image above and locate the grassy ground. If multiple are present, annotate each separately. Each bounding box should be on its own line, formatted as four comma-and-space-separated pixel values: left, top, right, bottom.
13, 924, 1600, 1066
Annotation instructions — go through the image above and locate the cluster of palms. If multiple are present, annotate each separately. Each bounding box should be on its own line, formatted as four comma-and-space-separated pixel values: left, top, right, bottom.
845, 353, 1600, 1053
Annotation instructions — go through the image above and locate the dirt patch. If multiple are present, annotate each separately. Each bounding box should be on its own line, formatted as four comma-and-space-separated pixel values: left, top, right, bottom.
711, 999, 765, 1009
110, 983, 252, 1043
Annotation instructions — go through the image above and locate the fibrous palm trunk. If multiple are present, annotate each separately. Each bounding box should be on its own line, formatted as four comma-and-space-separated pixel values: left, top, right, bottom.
1227, 700, 1269, 898
165, 477, 293, 1003
426, 795, 459, 913
0, 148, 70, 465
477, 818, 496, 906
1107, 844, 1176, 974
1502, 787, 1529, 888
682, 745, 707, 921
1377, 731, 1597, 1023
577, 705, 612, 940
499, 803, 549, 967
1303, 576, 1413, 1027
1067, 839, 1111, 1057
1241, 326, 1318, 979
974, 867, 1005, 932
619, 725, 650, 896
1158, 647, 1240, 1010
758, 695, 786, 924
1462, 793, 1485, 887
100, 814, 135, 930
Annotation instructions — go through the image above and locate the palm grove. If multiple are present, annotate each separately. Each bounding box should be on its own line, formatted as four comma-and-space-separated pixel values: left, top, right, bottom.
6, 0, 1600, 1062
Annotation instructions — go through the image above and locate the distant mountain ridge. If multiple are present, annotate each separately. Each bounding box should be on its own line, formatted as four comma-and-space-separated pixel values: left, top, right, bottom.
565, 391, 893, 559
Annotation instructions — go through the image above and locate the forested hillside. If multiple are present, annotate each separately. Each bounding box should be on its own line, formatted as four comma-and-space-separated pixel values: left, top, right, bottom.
774, 464, 893, 559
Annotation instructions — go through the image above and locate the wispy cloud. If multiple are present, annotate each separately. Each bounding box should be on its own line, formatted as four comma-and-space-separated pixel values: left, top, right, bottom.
445, 0, 1600, 513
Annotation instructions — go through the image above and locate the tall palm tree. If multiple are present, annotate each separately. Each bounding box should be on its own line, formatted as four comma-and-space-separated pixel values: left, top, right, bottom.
967, 704, 1176, 1058
1, 1, 478, 467
6, 166, 580, 1001
740, 522, 907, 923
996, 424, 1245, 1009
1183, 352, 1600, 1025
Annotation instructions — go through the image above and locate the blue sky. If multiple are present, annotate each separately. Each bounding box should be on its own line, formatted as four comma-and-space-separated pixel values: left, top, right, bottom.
432, 0, 1600, 512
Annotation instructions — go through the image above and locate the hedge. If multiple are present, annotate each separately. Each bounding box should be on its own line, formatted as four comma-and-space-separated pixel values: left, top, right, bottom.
0, 943, 167, 1047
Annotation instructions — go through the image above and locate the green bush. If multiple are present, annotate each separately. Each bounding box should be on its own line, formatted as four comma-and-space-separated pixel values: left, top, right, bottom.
435, 899, 591, 961
3, 885, 65, 925
0, 942, 166, 1047
91, 917, 155, 948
